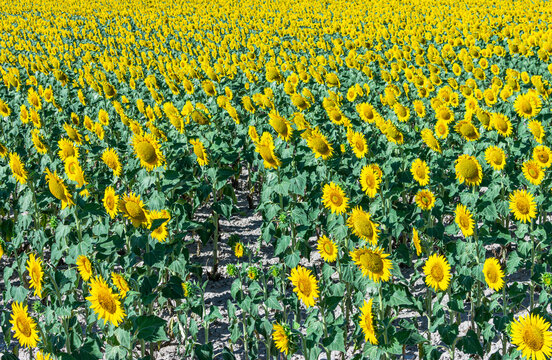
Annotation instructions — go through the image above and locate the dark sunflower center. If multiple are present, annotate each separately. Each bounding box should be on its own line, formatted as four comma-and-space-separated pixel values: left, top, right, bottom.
355, 215, 374, 239
193, 145, 205, 160
125, 201, 146, 222
137, 141, 156, 164
311, 137, 330, 155
415, 166, 426, 178
272, 117, 288, 137
360, 252, 384, 273
538, 152, 548, 163
523, 326, 544, 351
520, 99, 533, 114
98, 290, 117, 314
461, 159, 478, 179
323, 242, 333, 255
459, 215, 470, 229
516, 198, 530, 214
486, 268, 498, 283
528, 166, 539, 179
330, 194, 342, 206
16, 316, 32, 337
461, 123, 476, 137
297, 278, 311, 295
355, 139, 365, 151
430, 264, 444, 282
31, 268, 40, 284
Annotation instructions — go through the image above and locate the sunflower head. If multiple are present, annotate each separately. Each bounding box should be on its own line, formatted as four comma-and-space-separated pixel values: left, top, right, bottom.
350, 247, 392, 283
347, 206, 379, 245
510, 313, 552, 360
509, 189, 537, 223
131, 133, 165, 171
491, 113, 512, 137
423, 254, 451, 291
150, 209, 170, 242
86, 276, 126, 327
255, 132, 281, 169
272, 323, 292, 355
317, 235, 338, 262
359, 299, 378, 345
455, 204, 474, 237
415, 189, 436, 211
9, 152, 28, 184
10, 302, 40, 348
485, 146, 506, 171
102, 148, 122, 177
288, 266, 319, 308
347, 130, 368, 158
455, 154, 483, 186
76, 255, 93, 281
119, 192, 150, 228
111, 273, 129, 298
522, 160, 545, 186
360, 165, 381, 198
322, 182, 348, 215
533, 146, 552, 168
412, 227, 422, 256
189, 139, 209, 166
103, 186, 119, 219
26, 254, 43, 298
483, 257, 504, 291
454, 120, 480, 141
45, 168, 74, 209
411, 159, 430, 186
306, 128, 334, 160
528, 120, 545, 143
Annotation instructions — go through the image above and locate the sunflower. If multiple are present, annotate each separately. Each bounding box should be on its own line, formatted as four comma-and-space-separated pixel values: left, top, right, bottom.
455, 204, 474, 237
45, 168, 74, 209
421, 129, 441, 153
64, 156, 86, 188
86, 276, 126, 327
317, 235, 338, 262
63, 123, 82, 144
322, 182, 348, 215
131, 133, 165, 171
455, 154, 483, 186
423, 254, 451, 291
0, 142, 7, 158
411, 159, 430, 186
359, 165, 381, 198
269, 110, 293, 141
347, 206, 379, 245
76, 255, 93, 281
523, 160, 545, 186
111, 273, 129, 298
101, 148, 122, 177
32, 130, 48, 154
413, 100, 426, 117
9, 152, 28, 184
272, 323, 291, 355
509, 189, 537, 223
491, 113, 512, 137
350, 247, 392, 282
435, 105, 454, 123
10, 302, 39, 348
149, 209, 170, 242
482, 257, 504, 291
359, 299, 378, 344
234, 242, 244, 258
415, 189, 435, 211
103, 186, 119, 219
412, 227, 422, 256
58, 138, 78, 161
533, 146, 552, 168
528, 120, 545, 143
0, 98, 11, 117
454, 120, 480, 141
26, 254, 43, 298
36, 351, 53, 360
305, 127, 333, 160
514, 92, 542, 119
357, 102, 379, 123
288, 266, 319, 308
347, 130, 368, 158
434, 119, 449, 139
511, 313, 552, 360
118, 192, 150, 228
189, 139, 209, 166
485, 146, 506, 171
255, 132, 281, 169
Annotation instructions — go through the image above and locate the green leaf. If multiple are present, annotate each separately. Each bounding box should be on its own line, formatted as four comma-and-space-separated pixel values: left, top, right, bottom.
194, 343, 213, 360
322, 326, 345, 352
133, 315, 168, 342
266, 296, 283, 311
459, 329, 483, 356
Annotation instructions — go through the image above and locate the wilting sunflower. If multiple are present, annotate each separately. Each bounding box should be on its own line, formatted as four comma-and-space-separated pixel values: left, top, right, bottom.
64, 156, 86, 188
347, 206, 379, 245
86, 276, 126, 327
510, 313, 552, 360
455, 204, 474, 237
485, 146, 506, 171
533, 146, 552, 168
528, 120, 545, 143
58, 139, 78, 161
359, 299, 378, 344
103, 186, 119, 219
10, 302, 39, 348
131, 133, 165, 171
272, 323, 291, 355
255, 132, 281, 169
45, 168, 74, 209
491, 113, 512, 137
522, 160, 545, 186
269, 110, 293, 142
347, 130, 368, 158
322, 182, 348, 215
455, 154, 483, 186
149, 210, 170, 242
288, 266, 319, 308
9, 152, 28, 184
76, 255, 93, 281
415, 189, 435, 211
412, 227, 422, 256
101, 148, 122, 177
411, 159, 430, 186
26, 254, 43, 298
189, 139, 209, 166
111, 273, 129, 298
423, 254, 452, 291
509, 189, 537, 223
482, 258, 504, 291
350, 247, 392, 282
359, 165, 381, 198
118, 192, 150, 228
306, 127, 333, 160
317, 235, 338, 262
454, 120, 480, 141
514, 92, 542, 119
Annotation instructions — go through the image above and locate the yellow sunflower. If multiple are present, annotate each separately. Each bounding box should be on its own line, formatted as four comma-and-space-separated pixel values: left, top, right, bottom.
98, 109, 110, 126
491, 113, 512, 137
359, 164, 381, 198
317, 235, 338, 262
454, 120, 480, 141
514, 92, 542, 119
101, 148, 122, 177
455, 204, 474, 237
234, 242, 244, 258
485, 146, 506, 171
357, 103, 379, 123
64, 156, 86, 188
9, 152, 28, 184
58, 138, 79, 161
412, 227, 422, 256
86, 276, 126, 327
255, 132, 281, 169
533, 146, 552, 168
269, 110, 293, 142
522, 160, 545, 186
45, 168, 74, 209
415, 189, 436, 211
421, 129, 441, 153
0, 98, 11, 117
131, 133, 165, 171
347, 206, 379, 245
528, 120, 545, 143
350, 247, 392, 282
509, 189, 537, 223
322, 182, 348, 215
423, 254, 452, 291
118, 192, 150, 228
26, 254, 43, 298
347, 130, 368, 158
434, 119, 449, 139
103, 186, 119, 219
31, 130, 48, 155
189, 139, 209, 166
150, 209, 170, 242
10, 302, 39, 348
35, 351, 53, 360
76, 255, 93, 281
111, 273, 129, 298
455, 154, 483, 186
511, 313, 552, 360
359, 299, 378, 345
411, 159, 430, 186
305, 127, 334, 160
272, 323, 291, 355
288, 265, 319, 308
482, 257, 504, 291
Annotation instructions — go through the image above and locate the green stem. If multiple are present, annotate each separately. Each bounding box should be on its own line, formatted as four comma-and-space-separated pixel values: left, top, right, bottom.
530, 220, 536, 311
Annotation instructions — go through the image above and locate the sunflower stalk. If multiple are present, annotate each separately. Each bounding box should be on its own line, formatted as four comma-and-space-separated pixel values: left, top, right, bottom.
529, 220, 536, 311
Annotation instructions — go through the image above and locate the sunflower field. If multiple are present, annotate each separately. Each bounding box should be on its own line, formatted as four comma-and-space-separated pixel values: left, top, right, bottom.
1, 0, 552, 359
